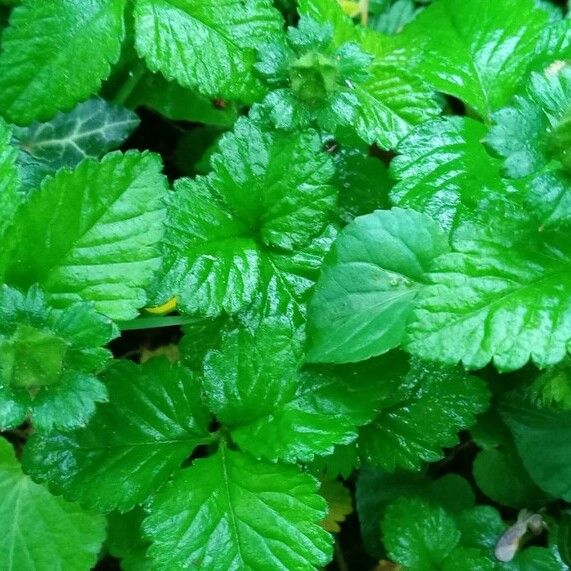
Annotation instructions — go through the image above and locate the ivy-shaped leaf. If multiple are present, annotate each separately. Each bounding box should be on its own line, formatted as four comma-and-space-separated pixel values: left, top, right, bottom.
13, 98, 140, 192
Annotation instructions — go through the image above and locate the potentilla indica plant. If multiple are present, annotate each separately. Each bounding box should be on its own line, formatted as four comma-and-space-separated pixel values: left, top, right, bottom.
0, 0, 570, 569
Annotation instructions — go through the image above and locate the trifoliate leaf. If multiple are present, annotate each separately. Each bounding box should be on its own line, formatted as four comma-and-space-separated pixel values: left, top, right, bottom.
0, 0, 125, 124
254, 17, 373, 134
0, 437, 106, 571
144, 446, 333, 570
390, 117, 507, 231
307, 208, 449, 364
23, 359, 212, 512
133, 0, 283, 103
127, 72, 238, 127
0, 117, 20, 238
320, 479, 353, 533
0, 151, 168, 320
359, 360, 489, 470
500, 393, 571, 501
407, 201, 571, 372
13, 98, 139, 193
401, 0, 548, 117
154, 118, 336, 317
0, 285, 115, 432
203, 319, 386, 463
487, 66, 571, 228
381, 497, 461, 568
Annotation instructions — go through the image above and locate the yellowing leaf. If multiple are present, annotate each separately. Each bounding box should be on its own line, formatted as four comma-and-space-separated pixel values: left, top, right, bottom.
338, 0, 361, 18
145, 297, 178, 315
320, 479, 353, 533
140, 344, 180, 364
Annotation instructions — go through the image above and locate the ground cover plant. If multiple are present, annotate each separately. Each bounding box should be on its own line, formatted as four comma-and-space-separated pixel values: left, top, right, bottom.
1, 0, 571, 569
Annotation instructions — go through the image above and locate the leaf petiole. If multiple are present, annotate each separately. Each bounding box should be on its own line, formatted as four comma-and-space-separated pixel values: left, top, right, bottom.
117, 315, 207, 331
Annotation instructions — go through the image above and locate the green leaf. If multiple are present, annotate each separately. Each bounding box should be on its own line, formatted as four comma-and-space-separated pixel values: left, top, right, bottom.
297, 0, 359, 45
401, 0, 548, 117
381, 497, 461, 568
500, 394, 571, 501
352, 62, 441, 149
369, 0, 419, 35
439, 548, 495, 571
0, 0, 125, 124
390, 117, 506, 231
13, 98, 140, 193
487, 66, 571, 229
1, 151, 168, 320
504, 548, 569, 571
528, 359, 571, 410
473, 446, 551, 509
0, 117, 20, 238
458, 506, 565, 569
203, 319, 388, 462
133, 0, 283, 103
357, 469, 474, 557
307, 208, 449, 364
334, 147, 391, 224
253, 17, 374, 136
127, 72, 238, 127
0, 437, 106, 571
0, 285, 116, 432
471, 408, 550, 509
250, 223, 339, 326
407, 202, 571, 372
107, 509, 152, 571
154, 118, 336, 317
23, 359, 212, 512
558, 511, 571, 567
203, 318, 301, 427
456, 505, 505, 554
144, 445, 332, 570
359, 360, 489, 470
310, 442, 360, 480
